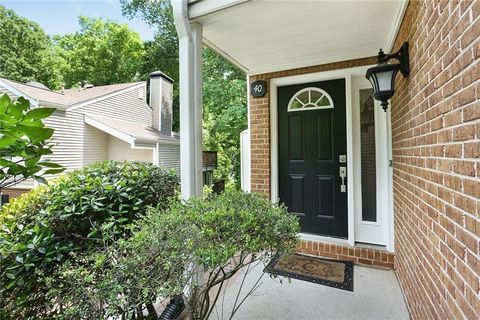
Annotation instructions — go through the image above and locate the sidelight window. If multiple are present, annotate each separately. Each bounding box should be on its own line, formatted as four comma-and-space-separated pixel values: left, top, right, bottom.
288, 87, 334, 112
359, 88, 377, 222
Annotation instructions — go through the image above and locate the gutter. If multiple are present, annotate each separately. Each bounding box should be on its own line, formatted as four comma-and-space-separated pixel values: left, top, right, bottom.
172, 0, 191, 39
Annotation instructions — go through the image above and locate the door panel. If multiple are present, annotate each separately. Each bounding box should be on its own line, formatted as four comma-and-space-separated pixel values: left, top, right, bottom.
316, 114, 333, 161
289, 175, 305, 214
289, 116, 304, 160
278, 79, 348, 238
316, 175, 334, 217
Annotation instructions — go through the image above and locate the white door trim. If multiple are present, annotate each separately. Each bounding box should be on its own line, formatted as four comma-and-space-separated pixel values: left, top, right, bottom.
352, 77, 390, 247
269, 65, 394, 250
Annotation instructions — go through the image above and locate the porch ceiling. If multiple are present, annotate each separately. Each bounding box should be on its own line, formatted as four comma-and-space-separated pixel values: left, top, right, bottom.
190, 0, 408, 75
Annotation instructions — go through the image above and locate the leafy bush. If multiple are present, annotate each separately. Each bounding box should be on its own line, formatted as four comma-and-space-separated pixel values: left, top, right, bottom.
45, 189, 299, 319
184, 190, 299, 319
0, 93, 64, 190
0, 161, 179, 319
47, 207, 195, 319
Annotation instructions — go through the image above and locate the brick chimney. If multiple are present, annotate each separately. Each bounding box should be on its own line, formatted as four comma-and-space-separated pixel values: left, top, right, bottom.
149, 71, 174, 135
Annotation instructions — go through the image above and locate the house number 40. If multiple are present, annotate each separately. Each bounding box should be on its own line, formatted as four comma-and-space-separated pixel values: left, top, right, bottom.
251, 80, 267, 97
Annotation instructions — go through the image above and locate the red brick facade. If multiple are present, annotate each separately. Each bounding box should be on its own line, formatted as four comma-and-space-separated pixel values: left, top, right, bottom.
1, 188, 29, 199
391, 1, 479, 318
249, 0, 479, 318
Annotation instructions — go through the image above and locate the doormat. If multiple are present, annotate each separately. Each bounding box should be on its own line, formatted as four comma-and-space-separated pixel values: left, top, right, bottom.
264, 253, 354, 291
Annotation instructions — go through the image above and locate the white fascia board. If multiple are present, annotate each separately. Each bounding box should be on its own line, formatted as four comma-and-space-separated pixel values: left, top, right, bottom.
188, 0, 250, 19
386, 0, 409, 53
84, 115, 135, 145
38, 100, 68, 110
67, 83, 149, 112
132, 141, 156, 149
0, 80, 39, 107
158, 139, 181, 146
203, 38, 249, 73
135, 138, 180, 146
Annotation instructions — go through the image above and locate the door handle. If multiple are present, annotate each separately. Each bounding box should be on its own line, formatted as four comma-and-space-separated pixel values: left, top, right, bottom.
339, 167, 347, 193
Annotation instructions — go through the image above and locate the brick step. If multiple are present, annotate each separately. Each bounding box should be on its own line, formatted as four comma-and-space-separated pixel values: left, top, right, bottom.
296, 240, 394, 269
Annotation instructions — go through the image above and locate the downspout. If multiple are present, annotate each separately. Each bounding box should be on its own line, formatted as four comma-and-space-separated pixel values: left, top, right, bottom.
172, 0, 203, 199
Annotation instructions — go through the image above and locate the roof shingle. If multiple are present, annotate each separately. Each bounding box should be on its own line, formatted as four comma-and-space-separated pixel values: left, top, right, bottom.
0, 78, 145, 107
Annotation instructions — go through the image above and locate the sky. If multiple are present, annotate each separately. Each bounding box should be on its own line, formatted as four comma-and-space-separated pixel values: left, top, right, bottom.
0, 0, 155, 40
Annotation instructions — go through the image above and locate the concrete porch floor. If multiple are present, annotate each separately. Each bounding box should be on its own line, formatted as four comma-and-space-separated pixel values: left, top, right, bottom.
210, 262, 410, 320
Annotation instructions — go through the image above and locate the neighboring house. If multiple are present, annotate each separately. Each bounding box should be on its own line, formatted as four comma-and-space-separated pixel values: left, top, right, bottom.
173, 1, 479, 319
0, 71, 180, 199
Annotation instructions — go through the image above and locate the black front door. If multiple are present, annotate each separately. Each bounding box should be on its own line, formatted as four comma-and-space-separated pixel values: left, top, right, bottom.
278, 79, 348, 238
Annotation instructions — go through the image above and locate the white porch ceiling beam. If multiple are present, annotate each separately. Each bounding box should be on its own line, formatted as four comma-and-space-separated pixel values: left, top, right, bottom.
188, 0, 250, 20
173, 0, 204, 200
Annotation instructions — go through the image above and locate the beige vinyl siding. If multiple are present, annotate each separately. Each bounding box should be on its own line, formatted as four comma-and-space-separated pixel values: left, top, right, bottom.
11, 180, 35, 189
158, 143, 180, 174
83, 125, 108, 165
1, 85, 84, 187
42, 110, 84, 171
75, 85, 152, 124
1, 85, 86, 172
107, 136, 153, 162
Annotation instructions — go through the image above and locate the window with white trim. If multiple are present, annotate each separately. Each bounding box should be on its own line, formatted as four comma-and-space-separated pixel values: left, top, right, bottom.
287, 87, 334, 112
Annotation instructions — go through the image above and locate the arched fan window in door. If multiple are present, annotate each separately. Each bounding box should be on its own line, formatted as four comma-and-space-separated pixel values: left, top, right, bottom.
287, 87, 334, 112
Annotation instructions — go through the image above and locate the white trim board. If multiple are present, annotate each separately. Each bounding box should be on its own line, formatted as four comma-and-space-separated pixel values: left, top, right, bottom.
268, 65, 394, 251
0, 80, 39, 107
386, 0, 409, 53
189, 0, 250, 20
84, 115, 135, 145
352, 77, 391, 249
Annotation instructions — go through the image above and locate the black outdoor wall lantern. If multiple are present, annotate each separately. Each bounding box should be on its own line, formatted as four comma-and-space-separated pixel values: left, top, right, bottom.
365, 41, 410, 111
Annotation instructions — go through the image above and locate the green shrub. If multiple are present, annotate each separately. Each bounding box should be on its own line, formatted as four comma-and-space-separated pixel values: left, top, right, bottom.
47, 207, 195, 319
0, 161, 179, 319
184, 190, 299, 319
46, 189, 299, 320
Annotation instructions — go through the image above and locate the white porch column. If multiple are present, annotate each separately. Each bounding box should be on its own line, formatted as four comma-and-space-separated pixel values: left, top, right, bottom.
173, 0, 203, 199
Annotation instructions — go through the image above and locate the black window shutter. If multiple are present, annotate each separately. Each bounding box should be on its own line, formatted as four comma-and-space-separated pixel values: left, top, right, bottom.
1, 195, 9, 207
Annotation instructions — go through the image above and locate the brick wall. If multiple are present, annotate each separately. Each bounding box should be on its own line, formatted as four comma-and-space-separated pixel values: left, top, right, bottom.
391, 1, 479, 319
248, 1, 479, 318
249, 56, 376, 195
1, 188, 29, 199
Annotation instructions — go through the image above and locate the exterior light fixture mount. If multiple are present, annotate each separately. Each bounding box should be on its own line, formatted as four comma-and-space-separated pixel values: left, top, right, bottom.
365, 42, 410, 111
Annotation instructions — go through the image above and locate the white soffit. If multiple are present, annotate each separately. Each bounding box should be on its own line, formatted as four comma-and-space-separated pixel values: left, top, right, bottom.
192, 0, 408, 75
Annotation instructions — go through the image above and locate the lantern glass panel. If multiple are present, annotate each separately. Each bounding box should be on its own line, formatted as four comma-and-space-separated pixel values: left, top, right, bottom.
376, 69, 395, 92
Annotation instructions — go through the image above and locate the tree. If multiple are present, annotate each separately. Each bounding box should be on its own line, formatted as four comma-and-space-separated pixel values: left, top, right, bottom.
122, 0, 181, 131
0, 5, 62, 89
0, 94, 64, 194
202, 48, 247, 186
121, 0, 247, 186
53, 16, 146, 88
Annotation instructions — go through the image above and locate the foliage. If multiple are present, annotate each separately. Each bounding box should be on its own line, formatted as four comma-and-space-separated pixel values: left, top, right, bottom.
53, 16, 146, 88
121, 1, 247, 185
0, 5, 62, 89
0, 161, 179, 319
0, 94, 64, 191
184, 190, 299, 319
122, 0, 180, 130
46, 207, 194, 319
202, 48, 247, 187
41, 189, 299, 319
